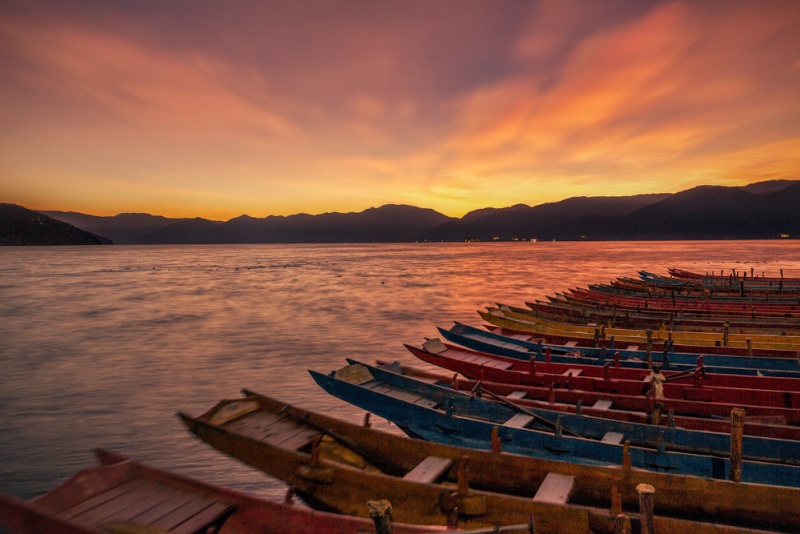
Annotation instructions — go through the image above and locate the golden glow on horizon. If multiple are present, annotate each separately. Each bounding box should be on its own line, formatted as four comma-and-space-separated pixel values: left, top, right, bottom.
1, 1, 799, 220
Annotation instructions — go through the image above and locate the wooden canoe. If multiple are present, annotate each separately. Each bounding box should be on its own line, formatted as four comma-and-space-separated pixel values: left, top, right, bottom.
311, 360, 800, 487
179, 391, 797, 533
0, 449, 474, 534
406, 340, 800, 413
419, 335, 800, 393
373, 359, 800, 442
492, 306, 800, 350
478, 309, 800, 356
440, 322, 800, 377
521, 300, 800, 335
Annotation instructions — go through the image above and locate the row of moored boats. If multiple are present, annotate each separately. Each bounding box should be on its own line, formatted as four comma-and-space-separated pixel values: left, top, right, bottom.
4, 267, 800, 533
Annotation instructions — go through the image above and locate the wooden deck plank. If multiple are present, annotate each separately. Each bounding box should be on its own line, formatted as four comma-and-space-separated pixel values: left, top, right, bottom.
592, 399, 613, 411
601, 432, 625, 444
169, 502, 233, 534
506, 391, 527, 400
149, 498, 225, 532
533, 473, 575, 504
62, 480, 146, 519
273, 427, 321, 451
72, 482, 170, 526
503, 414, 534, 429
96, 485, 186, 527
403, 456, 454, 484
124, 491, 197, 526
222, 411, 283, 435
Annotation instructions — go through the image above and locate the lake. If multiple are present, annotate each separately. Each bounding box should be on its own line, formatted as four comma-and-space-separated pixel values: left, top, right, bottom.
1, 241, 798, 505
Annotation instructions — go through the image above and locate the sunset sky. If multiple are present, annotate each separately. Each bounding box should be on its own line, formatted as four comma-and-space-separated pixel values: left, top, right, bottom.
2, 1, 800, 220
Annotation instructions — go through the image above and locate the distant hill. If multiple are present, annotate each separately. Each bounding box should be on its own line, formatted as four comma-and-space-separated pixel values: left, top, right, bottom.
30, 178, 800, 243
1, 204, 110, 245
42, 211, 187, 243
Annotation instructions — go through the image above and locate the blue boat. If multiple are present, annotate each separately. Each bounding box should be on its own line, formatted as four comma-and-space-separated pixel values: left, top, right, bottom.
439, 322, 800, 377
310, 360, 800, 489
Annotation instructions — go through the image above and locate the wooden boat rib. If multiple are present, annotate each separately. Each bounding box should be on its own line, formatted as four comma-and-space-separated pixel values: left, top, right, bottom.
180, 391, 798, 533
0, 449, 468, 534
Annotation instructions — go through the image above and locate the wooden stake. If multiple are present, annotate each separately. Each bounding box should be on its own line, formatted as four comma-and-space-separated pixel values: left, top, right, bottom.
610, 482, 622, 515
622, 440, 631, 471
730, 407, 746, 482
636, 484, 656, 534
457, 456, 470, 495
367, 499, 394, 534
491, 427, 502, 453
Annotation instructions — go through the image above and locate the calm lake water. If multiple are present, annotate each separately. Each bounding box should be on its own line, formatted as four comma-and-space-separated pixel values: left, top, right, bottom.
2, 241, 799, 506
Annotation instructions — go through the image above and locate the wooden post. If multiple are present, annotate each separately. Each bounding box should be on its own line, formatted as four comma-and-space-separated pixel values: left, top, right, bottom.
457, 456, 470, 495
622, 440, 631, 471
367, 500, 394, 534
730, 408, 746, 482
645, 329, 653, 367
310, 435, 322, 467
491, 427, 502, 453
363, 413, 371, 428
529, 357, 536, 375
575, 399, 582, 416
610, 482, 622, 515
545, 347, 551, 363
636, 484, 656, 534
723, 322, 730, 347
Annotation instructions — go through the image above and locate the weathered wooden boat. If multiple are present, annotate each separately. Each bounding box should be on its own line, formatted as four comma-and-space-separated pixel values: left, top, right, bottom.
180, 390, 799, 533
405, 341, 800, 420
493, 305, 800, 350
554, 290, 800, 321
440, 322, 800, 377
374, 359, 800, 442
424, 332, 800, 393
339, 356, 800, 468
478, 308, 800, 356
667, 267, 800, 288
0, 449, 477, 534
523, 299, 800, 334
568, 288, 800, 316
311, 360, 800, 488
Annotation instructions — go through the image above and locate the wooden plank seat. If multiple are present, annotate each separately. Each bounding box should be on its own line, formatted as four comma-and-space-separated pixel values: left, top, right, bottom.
592, 399, 613, 411
563, 341, 578, 348
562, 368, 583, 377
506, 391, 527, 400
626, 345, 639, 351
402, 456, 454, 484
601, 431, 625, 444
533, 472, 576, 504
503, 413, 534, 429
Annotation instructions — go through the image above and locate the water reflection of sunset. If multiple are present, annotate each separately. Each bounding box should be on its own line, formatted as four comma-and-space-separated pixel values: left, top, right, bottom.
2, 2, 799, 219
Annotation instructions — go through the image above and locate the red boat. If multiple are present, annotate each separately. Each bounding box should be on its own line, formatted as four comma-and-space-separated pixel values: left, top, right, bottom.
405, 341, 800, 424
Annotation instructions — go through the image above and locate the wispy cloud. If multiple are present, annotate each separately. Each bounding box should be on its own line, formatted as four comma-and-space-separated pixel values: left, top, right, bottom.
1, 1, 799, 218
